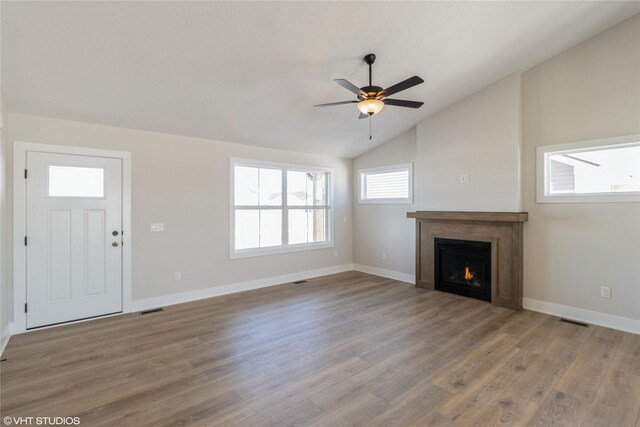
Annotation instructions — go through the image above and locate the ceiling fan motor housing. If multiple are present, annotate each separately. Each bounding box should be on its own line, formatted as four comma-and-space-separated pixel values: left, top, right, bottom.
360, 85, 383, 99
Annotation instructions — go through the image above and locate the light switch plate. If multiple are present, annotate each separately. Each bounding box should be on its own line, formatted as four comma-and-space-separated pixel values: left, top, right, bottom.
150, 223, 164, 232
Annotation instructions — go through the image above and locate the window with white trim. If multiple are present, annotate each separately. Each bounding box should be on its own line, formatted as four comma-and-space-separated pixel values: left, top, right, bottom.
537, 135, 640, 203
359, 163, 413, 204
231, 159, 332, 258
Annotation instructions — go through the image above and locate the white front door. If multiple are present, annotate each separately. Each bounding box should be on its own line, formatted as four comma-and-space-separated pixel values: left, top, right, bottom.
26, 151, 123, 328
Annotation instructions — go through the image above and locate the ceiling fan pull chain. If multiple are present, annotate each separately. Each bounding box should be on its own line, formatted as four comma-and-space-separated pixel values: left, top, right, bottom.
369, 116, 372, 140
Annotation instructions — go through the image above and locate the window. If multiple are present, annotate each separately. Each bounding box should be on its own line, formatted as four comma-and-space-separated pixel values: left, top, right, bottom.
48, 165, 105, 198
231, 158, 331, 258
359, 163, 413, 204
537, 135, 640, 203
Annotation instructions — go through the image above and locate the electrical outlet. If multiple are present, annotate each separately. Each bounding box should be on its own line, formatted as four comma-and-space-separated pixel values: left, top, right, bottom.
600, 286, 611, 298
150, 223, 164, 232
382, 252, 387, 260
175, 271, 182, 281
460, 174, 470, 184
343, 216, 348, 223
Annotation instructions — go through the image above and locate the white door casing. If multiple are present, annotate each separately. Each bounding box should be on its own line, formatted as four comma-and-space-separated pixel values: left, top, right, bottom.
26, 152, 123, 328
13, 142, 132, 333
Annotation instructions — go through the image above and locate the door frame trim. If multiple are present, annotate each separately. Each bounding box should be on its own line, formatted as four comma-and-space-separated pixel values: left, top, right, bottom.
13, 141, 132, 333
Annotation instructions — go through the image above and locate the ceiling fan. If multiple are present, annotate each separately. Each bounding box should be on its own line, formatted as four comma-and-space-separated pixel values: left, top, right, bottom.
315, 53, 424, 139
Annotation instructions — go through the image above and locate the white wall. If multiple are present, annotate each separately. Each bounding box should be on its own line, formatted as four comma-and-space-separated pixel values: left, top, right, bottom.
416, 73, 522, 212
521, 15, 640, 324
352, 128, 416, 280
7, 114, 353, 307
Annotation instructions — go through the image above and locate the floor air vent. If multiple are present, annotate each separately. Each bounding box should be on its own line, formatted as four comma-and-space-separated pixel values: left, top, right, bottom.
559, 318, 589, 327
293, 280, 308, 284
140, 308, 164, 315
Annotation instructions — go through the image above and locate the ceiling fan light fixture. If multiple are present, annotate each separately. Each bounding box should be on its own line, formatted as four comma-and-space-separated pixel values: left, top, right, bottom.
357, 99, 384, 116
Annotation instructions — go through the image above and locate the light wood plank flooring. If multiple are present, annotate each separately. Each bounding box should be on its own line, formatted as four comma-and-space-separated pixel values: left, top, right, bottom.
1, 271, 639, 426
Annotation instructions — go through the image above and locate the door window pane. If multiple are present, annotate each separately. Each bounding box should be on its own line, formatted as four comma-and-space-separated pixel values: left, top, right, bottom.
48, 166, 105, 198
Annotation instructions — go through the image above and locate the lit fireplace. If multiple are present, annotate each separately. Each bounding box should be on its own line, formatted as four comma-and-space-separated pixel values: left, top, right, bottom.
464, 266, 474, 282
434, 238, 491, 302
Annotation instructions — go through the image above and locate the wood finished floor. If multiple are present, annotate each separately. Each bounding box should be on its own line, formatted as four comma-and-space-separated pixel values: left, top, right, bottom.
1, 271, 639, 427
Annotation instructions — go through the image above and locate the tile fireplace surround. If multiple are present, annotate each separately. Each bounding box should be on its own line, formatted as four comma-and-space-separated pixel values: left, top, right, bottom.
407, 211, 528, 310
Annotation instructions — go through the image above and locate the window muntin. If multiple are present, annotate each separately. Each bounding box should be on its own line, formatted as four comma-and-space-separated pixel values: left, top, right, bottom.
537, 135, 640, 203
48, 165, 105, 198
231, 160, 331, 257
359, 164, 413, 204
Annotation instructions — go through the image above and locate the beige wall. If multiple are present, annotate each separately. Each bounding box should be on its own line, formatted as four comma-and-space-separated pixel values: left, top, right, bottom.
352, 128, 416, 277
7, 113, 353, 303
351, 16, 639, 328
352, 73, 522, 278
416, 73, 522, 212
1, 95, 11, 347
521, 15, 640, 321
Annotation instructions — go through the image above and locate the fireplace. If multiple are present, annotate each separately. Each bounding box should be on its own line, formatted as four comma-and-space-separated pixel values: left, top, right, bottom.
407, 211, 528, 309
434, 238, 491, 302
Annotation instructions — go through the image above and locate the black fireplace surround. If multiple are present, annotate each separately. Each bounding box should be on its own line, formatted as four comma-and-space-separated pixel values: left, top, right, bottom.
434, 238, 491, 302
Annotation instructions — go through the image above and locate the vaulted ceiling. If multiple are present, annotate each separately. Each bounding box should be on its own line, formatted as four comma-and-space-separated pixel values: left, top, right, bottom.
2, 2, 638, 158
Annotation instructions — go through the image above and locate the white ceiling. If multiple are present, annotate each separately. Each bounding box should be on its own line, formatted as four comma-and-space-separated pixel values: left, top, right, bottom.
2, 2, 639, 158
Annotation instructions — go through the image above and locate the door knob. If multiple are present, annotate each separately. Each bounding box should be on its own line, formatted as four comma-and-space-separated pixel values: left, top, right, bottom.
112, 242, 119, 247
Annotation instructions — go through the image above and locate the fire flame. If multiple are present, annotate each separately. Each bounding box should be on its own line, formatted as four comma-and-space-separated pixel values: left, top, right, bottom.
464, 266, 474, 281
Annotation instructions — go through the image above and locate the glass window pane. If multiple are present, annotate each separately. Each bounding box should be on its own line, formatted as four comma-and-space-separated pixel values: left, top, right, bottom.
287, 171, 308, 206
48, 166, 104, 198
260, 210, 282, 247
287, 171, 328, 206
549, 145, 640, 194
288, 208, 326, 245
364, 169, 409, 199
235, 166, 259, 205
259, 168, 282, 206
288, 209, 307, 244
309, 209, 326, 243
235, 210, 259, 250
312, 172, 328, 206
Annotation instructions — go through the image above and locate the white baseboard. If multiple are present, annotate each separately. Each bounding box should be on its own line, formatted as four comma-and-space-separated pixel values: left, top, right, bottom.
523, 297, 640, 335
130, 263, 355, 312
1, 322, 13, 356
353, 264, 415, 284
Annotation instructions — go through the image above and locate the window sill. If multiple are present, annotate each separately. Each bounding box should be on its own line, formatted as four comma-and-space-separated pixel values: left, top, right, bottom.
536, 193, 640, 203
358, 198, 413, 205
230, 241, 334, 259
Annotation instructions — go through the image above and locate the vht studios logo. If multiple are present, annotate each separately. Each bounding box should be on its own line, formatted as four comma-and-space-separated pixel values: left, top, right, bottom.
3, 417, 80, 426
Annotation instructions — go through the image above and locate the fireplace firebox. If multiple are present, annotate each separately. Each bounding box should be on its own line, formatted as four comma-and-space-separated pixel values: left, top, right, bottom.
434, 238, 491, 302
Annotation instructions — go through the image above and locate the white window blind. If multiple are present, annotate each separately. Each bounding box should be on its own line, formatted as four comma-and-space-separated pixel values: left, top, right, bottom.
359, 164, 413, 204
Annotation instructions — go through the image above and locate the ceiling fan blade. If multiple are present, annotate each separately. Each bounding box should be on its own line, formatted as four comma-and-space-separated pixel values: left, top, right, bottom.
358, 113, 368, 119
314, 100, 358, 107
334, 79, 366, 96
383, 99, 424, 108
382, 76, 424, 97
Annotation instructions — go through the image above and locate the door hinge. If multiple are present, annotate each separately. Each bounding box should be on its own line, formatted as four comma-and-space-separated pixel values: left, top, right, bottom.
24, 236, 28, 246
24, 169, 28, 179
25, 303, 28, 313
